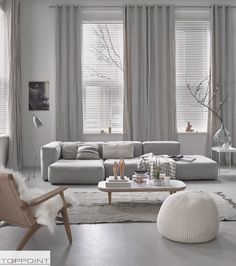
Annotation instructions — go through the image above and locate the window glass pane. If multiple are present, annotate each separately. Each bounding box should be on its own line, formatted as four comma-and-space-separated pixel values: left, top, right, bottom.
82, 23, 123, 134
176, 17, 210, 133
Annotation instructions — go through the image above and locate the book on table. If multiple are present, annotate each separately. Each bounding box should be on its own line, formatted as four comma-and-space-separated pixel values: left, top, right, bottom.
105, 181, 131, 188
107, 176, 129, 182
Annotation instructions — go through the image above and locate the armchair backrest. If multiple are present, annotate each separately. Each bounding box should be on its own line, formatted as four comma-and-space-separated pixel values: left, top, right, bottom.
0, 174, 35, 228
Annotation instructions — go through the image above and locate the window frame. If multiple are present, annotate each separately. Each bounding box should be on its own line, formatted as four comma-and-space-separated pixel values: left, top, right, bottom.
81, 9, 124, 135
175, 8, 211, 134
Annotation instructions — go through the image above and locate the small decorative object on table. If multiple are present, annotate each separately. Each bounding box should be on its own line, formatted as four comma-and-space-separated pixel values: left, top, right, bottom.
132, 170, 149, 185
164, 175, 170, 186
105, 176, 131, 188
119, 159, 125, 179
113, 161, 118, 180
152, 160, 161, 186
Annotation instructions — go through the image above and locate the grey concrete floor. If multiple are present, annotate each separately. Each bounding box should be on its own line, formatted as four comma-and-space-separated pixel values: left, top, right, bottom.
0, 168, 236, 266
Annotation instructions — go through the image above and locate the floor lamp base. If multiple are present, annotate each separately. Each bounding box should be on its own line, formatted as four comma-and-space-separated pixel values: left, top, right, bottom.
27, 154, 37, 180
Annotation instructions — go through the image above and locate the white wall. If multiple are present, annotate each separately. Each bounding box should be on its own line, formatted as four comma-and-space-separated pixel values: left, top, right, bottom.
21, 0, 56, 166
20, 0, 236, 166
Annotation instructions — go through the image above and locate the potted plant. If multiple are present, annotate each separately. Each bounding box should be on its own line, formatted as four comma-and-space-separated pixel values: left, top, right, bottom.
152, 161, 161, 186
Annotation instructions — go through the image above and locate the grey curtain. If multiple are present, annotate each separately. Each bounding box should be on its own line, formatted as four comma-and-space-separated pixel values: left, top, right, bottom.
209, 6, 235, 152
6, 0, 23, 170
55, 6, 83, 141
123, 5, 177, 141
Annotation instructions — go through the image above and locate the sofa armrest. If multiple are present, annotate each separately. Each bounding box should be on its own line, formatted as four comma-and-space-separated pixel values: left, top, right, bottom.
40, 141, 61, 180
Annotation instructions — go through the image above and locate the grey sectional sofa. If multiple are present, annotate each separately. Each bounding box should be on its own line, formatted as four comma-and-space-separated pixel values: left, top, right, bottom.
41, 141, 218, 184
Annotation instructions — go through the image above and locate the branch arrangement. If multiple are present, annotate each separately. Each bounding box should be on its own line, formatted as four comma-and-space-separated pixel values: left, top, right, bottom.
186, 76, 228, 129
93, 24, 123, 71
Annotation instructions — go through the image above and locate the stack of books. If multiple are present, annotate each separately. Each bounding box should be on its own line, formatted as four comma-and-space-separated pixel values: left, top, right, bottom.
105, 176, 131, 188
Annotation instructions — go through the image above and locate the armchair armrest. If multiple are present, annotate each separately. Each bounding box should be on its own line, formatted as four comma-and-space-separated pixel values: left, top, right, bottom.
41, 141, 61, 180
28, 186, 68, 207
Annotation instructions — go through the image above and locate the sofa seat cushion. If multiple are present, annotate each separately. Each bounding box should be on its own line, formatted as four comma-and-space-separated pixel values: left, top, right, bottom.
48, 159, 105, 184
104, 158, 139, 178
176, 155, 218, 180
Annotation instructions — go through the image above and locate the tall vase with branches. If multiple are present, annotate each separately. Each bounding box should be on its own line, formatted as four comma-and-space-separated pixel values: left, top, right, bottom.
186, 77, 231, 149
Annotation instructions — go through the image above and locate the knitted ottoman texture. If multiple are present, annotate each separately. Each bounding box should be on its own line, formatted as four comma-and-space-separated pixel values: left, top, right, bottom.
157, 191, 219, 243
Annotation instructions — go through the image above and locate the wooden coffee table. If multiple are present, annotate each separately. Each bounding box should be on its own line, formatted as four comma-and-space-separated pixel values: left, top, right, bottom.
98, 179, 186, 204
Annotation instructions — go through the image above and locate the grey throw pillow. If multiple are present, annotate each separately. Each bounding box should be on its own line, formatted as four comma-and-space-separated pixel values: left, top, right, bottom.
76, 144, 100, 160
61, 142, 78, 159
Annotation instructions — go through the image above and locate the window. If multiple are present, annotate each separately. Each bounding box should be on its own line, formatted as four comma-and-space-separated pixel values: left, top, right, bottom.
175, 10, 210, 133
0, 7, 8, 135
82, 12, 123, 134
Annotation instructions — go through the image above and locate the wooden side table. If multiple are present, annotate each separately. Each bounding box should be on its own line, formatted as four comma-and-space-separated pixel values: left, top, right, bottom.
211, 146, 236, 175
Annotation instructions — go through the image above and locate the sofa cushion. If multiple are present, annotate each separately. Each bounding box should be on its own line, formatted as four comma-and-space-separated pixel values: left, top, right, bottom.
48, 159, 105, 184
143, 141, 180, 156
76, 143, 100, 160
103, 142, 134, 159
129, 141, 142, 157
61, 142, 79, 159
84, 142, 103, 158
176, 155, 218, 180
104, 158, 139, 178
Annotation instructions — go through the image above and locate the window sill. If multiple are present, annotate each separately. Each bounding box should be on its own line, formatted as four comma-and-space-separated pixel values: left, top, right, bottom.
178, 132, 207, 134
83, 133, 123, 135
0, 135, 9, 139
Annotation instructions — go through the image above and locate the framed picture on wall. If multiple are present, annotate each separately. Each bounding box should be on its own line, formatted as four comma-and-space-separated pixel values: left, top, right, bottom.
29, 81, 49, 110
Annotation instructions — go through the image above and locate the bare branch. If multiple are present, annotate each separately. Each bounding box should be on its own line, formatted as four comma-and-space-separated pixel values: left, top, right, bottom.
186, 82, 224, 125
105, 24, 123, 69
93, 25, 123, 71
216, 95, 229, 114
85, 66, 111, 80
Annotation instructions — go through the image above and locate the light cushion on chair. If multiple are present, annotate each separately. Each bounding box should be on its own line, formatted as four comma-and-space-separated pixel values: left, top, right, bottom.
157, 191, 219, 243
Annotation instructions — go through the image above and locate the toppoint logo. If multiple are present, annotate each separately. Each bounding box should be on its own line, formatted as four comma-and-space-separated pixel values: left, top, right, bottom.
0, 251, 50, 266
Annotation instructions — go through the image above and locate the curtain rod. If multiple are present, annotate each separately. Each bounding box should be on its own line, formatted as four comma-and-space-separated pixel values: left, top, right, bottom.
49, 5, 236, 8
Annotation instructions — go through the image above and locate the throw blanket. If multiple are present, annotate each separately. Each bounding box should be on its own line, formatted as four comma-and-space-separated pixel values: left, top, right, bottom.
138, 153, 176, 179
0, 167, 77, 233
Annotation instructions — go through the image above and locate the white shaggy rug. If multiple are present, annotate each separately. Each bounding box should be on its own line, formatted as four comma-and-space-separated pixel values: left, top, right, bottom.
66, 191, 236, 224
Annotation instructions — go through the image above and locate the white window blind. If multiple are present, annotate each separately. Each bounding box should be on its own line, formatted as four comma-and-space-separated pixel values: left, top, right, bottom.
82, 21, 123, 134
175, 11, 210, 133
0, 7, 8, 135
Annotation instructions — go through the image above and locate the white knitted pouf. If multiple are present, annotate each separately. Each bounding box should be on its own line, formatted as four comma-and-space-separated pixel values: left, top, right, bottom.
157, 191, 219, 243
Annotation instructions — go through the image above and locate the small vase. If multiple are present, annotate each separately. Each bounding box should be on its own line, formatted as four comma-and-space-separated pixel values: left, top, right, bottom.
212, 123, 231, 149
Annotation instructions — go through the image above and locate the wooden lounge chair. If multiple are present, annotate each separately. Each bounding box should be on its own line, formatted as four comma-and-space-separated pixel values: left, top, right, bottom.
0, 173, 72, 250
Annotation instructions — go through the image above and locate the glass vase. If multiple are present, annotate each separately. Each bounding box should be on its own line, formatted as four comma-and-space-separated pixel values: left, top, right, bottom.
212, 123, 232, 149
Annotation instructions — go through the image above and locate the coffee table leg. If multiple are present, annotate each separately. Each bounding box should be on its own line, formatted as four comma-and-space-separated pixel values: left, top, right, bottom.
170, 190, 176, 195
108, 192, 112, 204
